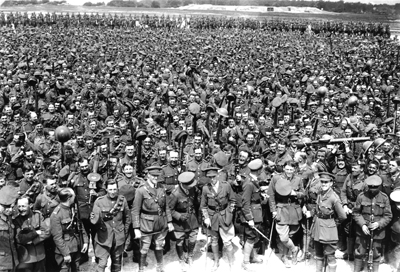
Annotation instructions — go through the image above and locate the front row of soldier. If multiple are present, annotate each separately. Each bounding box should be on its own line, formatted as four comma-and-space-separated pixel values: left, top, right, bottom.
1, 159, 400, 272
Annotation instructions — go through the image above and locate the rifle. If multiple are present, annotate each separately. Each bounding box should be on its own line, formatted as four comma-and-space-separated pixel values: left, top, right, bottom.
367, 214, 374, 272
72, 187, 84, 250
296, 137, 371, 149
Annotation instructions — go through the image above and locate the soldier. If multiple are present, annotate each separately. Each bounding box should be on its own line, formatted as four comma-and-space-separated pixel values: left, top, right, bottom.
90, 180, 131, 272
310, 172, 347, 272
353, 175, 393, 272
185, 148, 209, 182
50, 188, 88, 272
168, 172, 199, 271
33, 177, 60, 271
200, 167, 236, 271
0, 184, 20, 272
241, 159, 265, 271
158, 151, 180, 195
132, 166, 174, 272
340, 161, 368, 260
267, 160, 304, 268
389, 189, 400, 272
13, 196, 49, 272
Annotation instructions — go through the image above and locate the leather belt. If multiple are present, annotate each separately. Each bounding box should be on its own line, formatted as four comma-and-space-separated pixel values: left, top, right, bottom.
208, 204, 228, 212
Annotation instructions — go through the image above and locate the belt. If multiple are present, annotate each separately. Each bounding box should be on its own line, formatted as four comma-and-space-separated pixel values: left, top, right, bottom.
208, 204, 228, 212
317, 213, 335, 219
142, 210, 165, 216
176, 207, 195, 213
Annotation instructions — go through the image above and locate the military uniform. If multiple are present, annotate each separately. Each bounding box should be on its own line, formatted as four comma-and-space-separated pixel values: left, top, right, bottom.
131, 166, 173, 272
200, 167, 236, 271
13, 210, 49, 272
91, 194, 131, 272
389, 190, 400, 272
267, 172, 304, 266
353, 175, 393, 272
185, 158, 209, 182
0, 185, 20, 272
310, 173, 346, 272
241, 160, 265, 270
33, 190, 60, 271
158, 163, 180, 195
340, 170, 368, 257
168, 172, 199, 269
50, 204, 88, 272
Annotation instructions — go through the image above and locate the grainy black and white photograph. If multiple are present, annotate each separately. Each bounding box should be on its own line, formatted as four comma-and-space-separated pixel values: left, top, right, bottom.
0, 0, 399, 271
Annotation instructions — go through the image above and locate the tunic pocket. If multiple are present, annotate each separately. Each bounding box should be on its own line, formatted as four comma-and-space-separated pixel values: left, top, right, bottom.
140, 213, 155, 233
318, 219, 338, 242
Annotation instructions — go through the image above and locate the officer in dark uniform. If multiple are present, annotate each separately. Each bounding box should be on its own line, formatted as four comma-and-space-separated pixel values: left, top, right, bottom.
168, 172, 199, 271
389, 189, 400, 272
241, 159, 264, 271
90, 180, 131, 272
353, 175, 393, 272
200, 167, 236, 272
132, 166, 174, 272
267, 160, 304, 268
50, 188, 88, 272
310, 172, 347, 272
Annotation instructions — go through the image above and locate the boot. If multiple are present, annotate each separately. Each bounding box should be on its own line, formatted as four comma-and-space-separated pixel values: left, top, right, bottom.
354, 258, 363, 272
227, 248, 234, 271
186, 242, 196, 266
315, 258, 324, 272
155, 249, 164, 272
373, 261, 380, 272
250, 248, 263, 264
347, 238, 355, 261
211, 245, 219, 272
327, 263, 337, 272
242, 243, 255, 271
176, 245, 186, 271
138, 253, 147, 272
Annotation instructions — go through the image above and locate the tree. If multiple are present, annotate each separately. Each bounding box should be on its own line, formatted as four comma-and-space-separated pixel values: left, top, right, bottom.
151, 0, 161, 7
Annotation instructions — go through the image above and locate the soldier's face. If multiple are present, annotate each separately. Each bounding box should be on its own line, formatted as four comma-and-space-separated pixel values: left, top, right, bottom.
46, 179, 57, 193
24, 170, 34, 181
107, 184, 118, 199
194, 150, 202, 161
143, 138, 151, 149
123, 165, 134, 177
320, 179, 332, 191
170, 155, 178, 166
17, 198, 29, 216
159, 151, 167, 160
110, 159, 118, 170
389, 161, 398, 174
126, 146, 134, 157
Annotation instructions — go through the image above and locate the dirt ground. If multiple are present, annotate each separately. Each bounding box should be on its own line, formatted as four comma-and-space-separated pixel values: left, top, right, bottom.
82, 230, 397, 272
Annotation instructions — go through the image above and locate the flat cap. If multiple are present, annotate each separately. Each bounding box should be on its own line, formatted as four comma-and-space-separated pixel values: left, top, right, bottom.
213, 151, 228, 167
248, 159, 263, 171
178, 172, 197, 187
318, 172, 335, 182
0, 185, 20, 205
145, 166, 163, 177
365, 175, 382, 186
205, 167, 220, 178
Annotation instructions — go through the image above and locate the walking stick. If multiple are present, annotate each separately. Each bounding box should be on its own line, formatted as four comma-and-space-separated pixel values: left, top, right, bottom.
204, 227, 210, 269
265, 219, 276, 265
